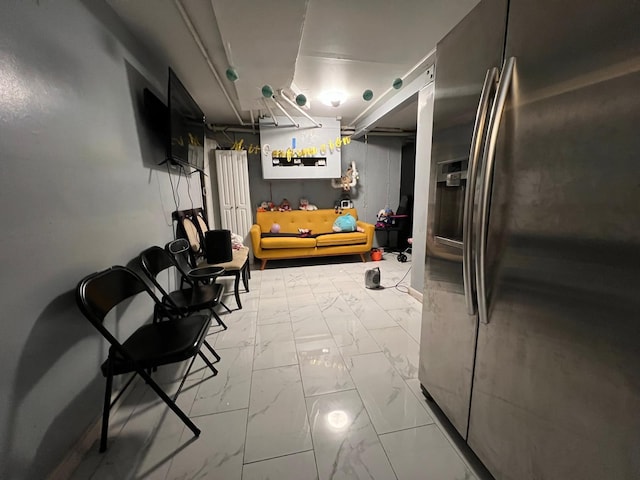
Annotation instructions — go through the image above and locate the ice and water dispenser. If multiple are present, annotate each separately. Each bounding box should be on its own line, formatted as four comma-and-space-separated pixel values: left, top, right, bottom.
434, 157, 468, 250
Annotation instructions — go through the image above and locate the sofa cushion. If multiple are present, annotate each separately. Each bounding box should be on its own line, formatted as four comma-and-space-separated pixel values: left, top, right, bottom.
315, 232, 367, 247
255, 208, 360, 234
261, 236, 317, 249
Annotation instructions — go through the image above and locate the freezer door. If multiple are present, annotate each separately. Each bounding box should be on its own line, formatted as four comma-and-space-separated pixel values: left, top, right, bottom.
467, 0, 640, 478
419, 0, 507, 438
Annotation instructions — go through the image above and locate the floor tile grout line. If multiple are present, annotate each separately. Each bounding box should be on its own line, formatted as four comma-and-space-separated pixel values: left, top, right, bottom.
349, 368, 400, 480
403, 378, 484, 479
241, 328, 258, 466
377, 421, 437, 438
296, 357, 321, 480
241, 448, 316, 466
189, 405, 250, 420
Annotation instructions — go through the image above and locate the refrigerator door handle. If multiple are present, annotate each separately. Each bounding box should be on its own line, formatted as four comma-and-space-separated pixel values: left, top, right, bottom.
463, 67, 500, 315
475, 56, 516, 325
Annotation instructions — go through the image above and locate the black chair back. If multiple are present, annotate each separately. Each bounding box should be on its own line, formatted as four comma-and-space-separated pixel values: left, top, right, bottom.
165, 238, 194, 277
140, 246, 193, 301
140, 246, 175, 279
77, 266, 159, 326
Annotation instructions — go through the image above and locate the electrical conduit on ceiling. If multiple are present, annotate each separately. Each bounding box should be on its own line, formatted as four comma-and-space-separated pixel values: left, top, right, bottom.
350, 49, 435, 129
174, 0, 247, 126
271, 96, 299, 128
278, 91, 322, 128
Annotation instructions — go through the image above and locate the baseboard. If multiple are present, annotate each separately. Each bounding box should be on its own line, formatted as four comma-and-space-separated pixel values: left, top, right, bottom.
46, 413, 102, 480
408, 286, 423, 303
47, 375, 141, 480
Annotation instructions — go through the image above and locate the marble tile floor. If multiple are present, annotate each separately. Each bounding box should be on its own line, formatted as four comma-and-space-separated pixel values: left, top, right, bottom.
71, 255, 488, 480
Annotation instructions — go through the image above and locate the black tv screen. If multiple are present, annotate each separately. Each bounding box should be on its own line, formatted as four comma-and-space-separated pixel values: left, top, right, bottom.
167, 67, 205, 173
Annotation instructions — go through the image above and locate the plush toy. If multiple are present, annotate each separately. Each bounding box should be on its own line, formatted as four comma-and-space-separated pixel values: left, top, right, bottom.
299, 197, 318, 211
332, 213, 365, 233
257, 201, 269, 212
331, 161, 359, 192
231, 232, 244, 249
376, 208, 394, 227
267, 201, 276, 211
270, 223, 281, 233
298, 228, 312, 237
279, 198, 292, 211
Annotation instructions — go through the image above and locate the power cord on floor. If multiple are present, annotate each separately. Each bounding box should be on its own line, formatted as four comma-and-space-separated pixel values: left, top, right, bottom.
380, 264, 412, 293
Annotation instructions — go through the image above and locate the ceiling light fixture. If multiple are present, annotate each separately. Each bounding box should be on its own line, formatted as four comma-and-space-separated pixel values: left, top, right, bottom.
320, 90, 347, 108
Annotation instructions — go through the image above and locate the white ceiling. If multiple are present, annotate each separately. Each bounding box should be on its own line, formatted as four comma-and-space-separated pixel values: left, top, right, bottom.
106, 0, 479, 132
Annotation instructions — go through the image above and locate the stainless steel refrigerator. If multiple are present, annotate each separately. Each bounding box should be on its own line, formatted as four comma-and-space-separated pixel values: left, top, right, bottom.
418, 0, 640, 478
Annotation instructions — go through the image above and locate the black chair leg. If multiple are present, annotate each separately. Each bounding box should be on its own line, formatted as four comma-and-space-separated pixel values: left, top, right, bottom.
242, 262, 249, 292
100, 369, 113, 453
203, 340, 221, 363
220, 301, 233, 314
173, 355, 198, 402
211, 310, 227, 330
233, 272, 242, 309
136, 367, 200, 438
198, 350, 219, 376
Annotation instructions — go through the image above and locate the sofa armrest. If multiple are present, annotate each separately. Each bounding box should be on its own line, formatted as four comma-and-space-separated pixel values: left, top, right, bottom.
250, 224, 264, 258
357, 221, 375, 249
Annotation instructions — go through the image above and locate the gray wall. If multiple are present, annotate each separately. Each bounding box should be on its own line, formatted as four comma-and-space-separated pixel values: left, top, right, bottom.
0, 1, 202, 478
207, 132, 402, 245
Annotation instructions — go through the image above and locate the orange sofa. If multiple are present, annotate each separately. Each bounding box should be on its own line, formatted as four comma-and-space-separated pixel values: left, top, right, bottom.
249, 208, 374, 270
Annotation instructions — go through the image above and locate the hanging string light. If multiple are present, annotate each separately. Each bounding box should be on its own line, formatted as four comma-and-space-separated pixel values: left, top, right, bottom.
225, 67, 238, 82
261, 84, 274, 98
295, 94, 307, 106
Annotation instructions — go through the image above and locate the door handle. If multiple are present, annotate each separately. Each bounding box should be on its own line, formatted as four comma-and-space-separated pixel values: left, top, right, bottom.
475, 57, 516, 325
463, 67, 500, 316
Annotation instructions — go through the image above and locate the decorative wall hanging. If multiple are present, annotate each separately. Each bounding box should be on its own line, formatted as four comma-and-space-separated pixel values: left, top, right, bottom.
331, 161, 359, 192
232, 135, 351, 157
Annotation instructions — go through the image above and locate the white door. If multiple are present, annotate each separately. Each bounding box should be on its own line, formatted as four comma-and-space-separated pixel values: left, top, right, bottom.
215, 150, 253, 245
215, 150, 236, 232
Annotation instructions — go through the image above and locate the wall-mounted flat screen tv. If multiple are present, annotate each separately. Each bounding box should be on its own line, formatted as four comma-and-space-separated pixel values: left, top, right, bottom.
167, 67, 205, 173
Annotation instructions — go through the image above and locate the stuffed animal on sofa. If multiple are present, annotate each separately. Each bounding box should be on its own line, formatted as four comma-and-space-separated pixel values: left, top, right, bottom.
332, 213, 365, 233
299, 197, 318, 211
257, 201, 269, 212
279, 198, 292, 211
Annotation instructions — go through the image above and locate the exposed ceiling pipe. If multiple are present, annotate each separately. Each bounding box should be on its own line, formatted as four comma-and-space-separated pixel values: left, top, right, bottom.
271, 97, 299, 128
349, 48, 436, 127
262, 97, 278, 126
174, 0, 246, 125
249, 109, 256, 133
278, 91, 323, 128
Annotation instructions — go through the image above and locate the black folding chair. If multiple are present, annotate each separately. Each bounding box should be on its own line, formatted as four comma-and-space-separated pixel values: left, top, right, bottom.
76, 266, 219, 452
139, 246, 228, 330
